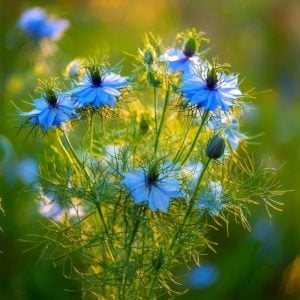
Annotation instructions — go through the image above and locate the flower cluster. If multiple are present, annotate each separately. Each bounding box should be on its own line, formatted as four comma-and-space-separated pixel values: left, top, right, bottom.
17, 26, 284, 300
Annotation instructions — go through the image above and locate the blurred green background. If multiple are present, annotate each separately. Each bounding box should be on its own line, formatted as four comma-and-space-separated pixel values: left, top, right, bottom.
1, 0, 299, 299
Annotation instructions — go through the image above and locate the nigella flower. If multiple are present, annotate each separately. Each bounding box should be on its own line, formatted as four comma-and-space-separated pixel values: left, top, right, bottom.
122, 161, 182, 212
196, 181, 224, 216
18, 7, 69, 41
209, 114, 247, 149
21, 90, 78, 132
38, 191, 64, 222
181, 63, 242, 111
38, 190, 85, 222
69, 68, 128, 108
159, 48, 200, 73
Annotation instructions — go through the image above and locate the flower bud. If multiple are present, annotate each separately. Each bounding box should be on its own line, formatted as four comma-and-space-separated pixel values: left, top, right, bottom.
146, 70, 160, 87
65, 59, 82, 79
143, 48, 154, 65
183, 37, 197, 57
206, 135, 225, 160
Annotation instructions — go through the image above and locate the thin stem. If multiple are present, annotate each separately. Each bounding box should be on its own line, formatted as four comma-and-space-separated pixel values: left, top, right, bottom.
56, 131, 80, 172
173, 118, 193, 163
147, 270, 160, 300
89, 114, 94, 154
153, 87, 158, 135
170, 158, 211, 251
62, 130, 89, 179
181, 110, 210, 165
121, 212, 141, 298
95, 202, 115, 262
154, 83, 170, 155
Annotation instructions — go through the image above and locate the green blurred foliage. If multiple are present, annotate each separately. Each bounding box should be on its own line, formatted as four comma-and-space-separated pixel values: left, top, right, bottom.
0, 0, 299, 299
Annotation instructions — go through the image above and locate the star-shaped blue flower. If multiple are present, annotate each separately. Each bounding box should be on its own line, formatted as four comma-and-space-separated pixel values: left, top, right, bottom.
181, 64, 242, 111
122, 162, 182, 212
209, 114, 247, 149
21, 93, 78, 132
196, 181, 224, 216
18, 7, 69, 41
69, 70, 128, 108
159, 48, 200, 73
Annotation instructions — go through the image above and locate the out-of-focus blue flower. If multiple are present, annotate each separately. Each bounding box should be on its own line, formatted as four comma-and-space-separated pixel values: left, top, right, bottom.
181, 64, 242, 111
38, 191, 85, 222
159, 48, 200, 73
21, 93, 78, 132
209, 114, 247, 149
69, 70, 128, 108
39, 191, 64, 222
16, 158, 38, 184
122, 161, 182, 212
196, 181, 223, 216
18, 7, 69, 41
187, 263, 219, 289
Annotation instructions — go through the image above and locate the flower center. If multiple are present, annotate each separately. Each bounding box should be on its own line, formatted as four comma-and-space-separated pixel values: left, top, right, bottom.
45, 90, 58, 106
146, 166, 159, 186
91, 71, 102, 87
206, 69, 218, 90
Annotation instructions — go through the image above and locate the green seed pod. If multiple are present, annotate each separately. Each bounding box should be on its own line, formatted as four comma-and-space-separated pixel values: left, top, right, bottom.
146, 70, 160, 87
143, 48, 154, 65
183, 37, 197, 57
206, 135, 225, 160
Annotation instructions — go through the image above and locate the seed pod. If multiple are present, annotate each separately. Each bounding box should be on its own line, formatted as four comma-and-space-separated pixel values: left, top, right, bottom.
183, 37, 197, 57
143, 48, 154, 65
206, 135, 225, 159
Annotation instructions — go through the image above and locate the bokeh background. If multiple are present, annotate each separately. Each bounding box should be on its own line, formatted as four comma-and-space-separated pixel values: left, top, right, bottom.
1, 0, 299, 299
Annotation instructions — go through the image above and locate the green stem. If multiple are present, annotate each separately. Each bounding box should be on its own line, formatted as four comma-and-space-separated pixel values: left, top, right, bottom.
173, 118, 193, 163
153, 87, 158, 135
62, 130, 89, 179
181, 110, 210, 165
121, 207, 144, 298
147, 270, 160, 300
170, 158, 211, 251
154, 83, 170, 155
89, 114, 94, 154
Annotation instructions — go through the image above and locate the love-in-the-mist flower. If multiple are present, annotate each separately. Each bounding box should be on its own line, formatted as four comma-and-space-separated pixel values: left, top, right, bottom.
21, 87, 78, 132
196, 181, 224, 216
209, 114, 247, 149
18, 7, 69, 41
159, 30, 205, 74
181, 62, 242, 111
69, 61, 128, 108
122, 161, 182, 212
159, 48, 201, 74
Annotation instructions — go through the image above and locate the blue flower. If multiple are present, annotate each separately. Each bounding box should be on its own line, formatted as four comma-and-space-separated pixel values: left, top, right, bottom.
196, 181, 223, 216
122, 162, 182, 212
18, 7, 69, 41
187, 263, 219, 289
69, 70, 128, 108
209, 114, 247, 149
181, 64, 242, 111
21, 92, 78, 132
159, 48, 200, 73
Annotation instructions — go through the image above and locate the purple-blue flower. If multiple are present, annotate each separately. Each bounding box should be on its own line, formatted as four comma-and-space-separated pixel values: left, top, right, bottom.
181, 64, 242, 111
18, 7, 69, 41
159, 48, 200, 73
21, 92, 78, 132
196, 181, 223, 216
209, 114, 247, 149
122, 162, 182, 212
187, 263, 219, 289
69, 70, 128, 108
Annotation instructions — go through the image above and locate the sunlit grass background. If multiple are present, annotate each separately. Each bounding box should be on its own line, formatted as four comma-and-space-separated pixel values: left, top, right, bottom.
1, 0, 299, 299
